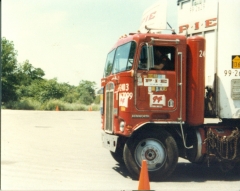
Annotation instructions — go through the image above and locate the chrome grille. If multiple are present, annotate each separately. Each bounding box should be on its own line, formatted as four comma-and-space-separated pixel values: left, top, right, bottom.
105, 82, 114, 132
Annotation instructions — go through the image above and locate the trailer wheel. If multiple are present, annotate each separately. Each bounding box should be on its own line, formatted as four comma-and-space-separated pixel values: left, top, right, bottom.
123, 130, 178, 180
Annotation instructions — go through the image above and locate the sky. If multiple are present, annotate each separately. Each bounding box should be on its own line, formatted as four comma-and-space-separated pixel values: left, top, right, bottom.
2, 0, 178, 87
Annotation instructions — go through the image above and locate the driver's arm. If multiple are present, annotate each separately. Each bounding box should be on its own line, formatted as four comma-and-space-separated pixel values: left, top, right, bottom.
153, 63, 164, 70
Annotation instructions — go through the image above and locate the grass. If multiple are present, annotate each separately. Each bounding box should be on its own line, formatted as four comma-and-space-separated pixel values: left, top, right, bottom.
2, 98, 100, 111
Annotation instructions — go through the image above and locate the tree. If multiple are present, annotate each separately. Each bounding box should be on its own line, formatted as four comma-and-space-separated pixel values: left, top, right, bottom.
17, 60, 45, 86
1, 37, 99, 108
77, 80, 96, 105
24, 78, 67, 103
61, 83, 80, 103
1, 37, 19, 102
16, 60, 45, 99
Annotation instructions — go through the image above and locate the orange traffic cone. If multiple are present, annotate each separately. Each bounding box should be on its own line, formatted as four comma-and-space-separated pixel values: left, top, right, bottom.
138, 160, 150, 190
56, 106, 59, 111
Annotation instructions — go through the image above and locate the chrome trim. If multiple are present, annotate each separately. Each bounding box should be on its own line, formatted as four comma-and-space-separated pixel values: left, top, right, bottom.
104, 82, 114, 133
180, 122, 193, 149
195, 129, 203, 162
151, 38, 180, 44
178, 52, 193, 149
178, 52, 183, 121
134, 121, 185, 131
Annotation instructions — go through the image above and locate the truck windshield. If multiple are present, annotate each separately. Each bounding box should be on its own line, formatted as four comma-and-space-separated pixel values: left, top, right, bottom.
112, 41, 136, 74
103, 41, 136, 77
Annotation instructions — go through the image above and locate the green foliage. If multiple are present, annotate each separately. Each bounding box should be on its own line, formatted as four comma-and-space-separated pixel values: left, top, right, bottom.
3, 98, 42, 110
17, 78, 70, 103
1, 37, 100, 110
77, 80, 96, 105
17, 60, 45, 86
38, 79, 67, 102
94, 95, 100, 104
61, 83, 80, 103
2, 98, 100, 111
1, 38, 18, 74
1, 37, 19, 102
41, 99, 88, 111
62, 91, 79, 103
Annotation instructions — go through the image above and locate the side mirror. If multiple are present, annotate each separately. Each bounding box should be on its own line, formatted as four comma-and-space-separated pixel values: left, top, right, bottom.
147, 45, 154, 70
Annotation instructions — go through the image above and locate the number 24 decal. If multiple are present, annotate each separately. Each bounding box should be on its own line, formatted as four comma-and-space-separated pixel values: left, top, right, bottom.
199, 50, 205, 57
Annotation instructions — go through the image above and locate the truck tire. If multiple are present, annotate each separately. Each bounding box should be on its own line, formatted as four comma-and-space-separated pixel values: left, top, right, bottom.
110, 147, 124, 164
123, 129, 178, 181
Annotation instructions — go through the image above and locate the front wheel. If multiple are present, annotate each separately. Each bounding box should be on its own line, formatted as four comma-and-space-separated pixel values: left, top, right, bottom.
123, 129, 178, 180
110, 147, 124, 164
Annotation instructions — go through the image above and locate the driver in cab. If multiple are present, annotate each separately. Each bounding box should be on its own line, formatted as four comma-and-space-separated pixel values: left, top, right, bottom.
152, 47, 172, 70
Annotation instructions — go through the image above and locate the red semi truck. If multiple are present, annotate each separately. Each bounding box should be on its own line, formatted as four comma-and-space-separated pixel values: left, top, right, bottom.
101, 0, 240, 180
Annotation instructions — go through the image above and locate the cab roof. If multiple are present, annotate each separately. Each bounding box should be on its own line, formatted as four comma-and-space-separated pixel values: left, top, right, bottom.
109, 32, 186, 52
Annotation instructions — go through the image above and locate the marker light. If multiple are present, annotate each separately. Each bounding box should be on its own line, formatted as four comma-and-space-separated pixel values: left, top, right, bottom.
120, 121, 125, 132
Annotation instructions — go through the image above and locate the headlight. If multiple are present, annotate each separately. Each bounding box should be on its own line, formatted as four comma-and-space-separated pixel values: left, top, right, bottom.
120, 121, 125, 132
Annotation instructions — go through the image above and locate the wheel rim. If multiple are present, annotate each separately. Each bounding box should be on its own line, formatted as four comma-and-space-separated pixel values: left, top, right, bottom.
134, 138, 167, 171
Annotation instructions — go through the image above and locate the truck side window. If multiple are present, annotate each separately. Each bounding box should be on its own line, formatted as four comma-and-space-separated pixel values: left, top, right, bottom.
138, 45, 148, 70
153, 46, 175, 71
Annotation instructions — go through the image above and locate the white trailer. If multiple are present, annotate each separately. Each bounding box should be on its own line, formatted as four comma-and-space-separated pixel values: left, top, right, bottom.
177, 0, 240, 119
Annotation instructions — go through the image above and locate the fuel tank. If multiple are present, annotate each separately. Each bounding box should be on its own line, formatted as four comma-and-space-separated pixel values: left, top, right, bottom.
186, 36, 205, 126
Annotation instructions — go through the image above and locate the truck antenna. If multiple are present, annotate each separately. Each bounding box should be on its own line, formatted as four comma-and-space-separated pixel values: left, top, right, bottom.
167, 22, 176, 34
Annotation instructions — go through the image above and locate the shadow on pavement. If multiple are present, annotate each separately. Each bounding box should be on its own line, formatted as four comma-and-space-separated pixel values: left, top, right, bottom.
167, 162, 240, 182
112, 163, 132, 179
112, 161, 240, 182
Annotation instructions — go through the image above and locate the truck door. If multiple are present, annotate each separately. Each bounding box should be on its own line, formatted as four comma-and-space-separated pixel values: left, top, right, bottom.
135, 44, 181, 121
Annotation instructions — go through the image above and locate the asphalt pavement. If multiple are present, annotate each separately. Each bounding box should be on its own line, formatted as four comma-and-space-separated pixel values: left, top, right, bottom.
1, 110, 240, 190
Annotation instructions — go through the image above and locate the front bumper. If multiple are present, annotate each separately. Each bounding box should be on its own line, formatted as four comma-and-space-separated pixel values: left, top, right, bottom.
101, 131, 119, 152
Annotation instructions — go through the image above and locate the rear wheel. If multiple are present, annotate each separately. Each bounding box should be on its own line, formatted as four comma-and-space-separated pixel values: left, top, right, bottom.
123, 129, 178, 180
